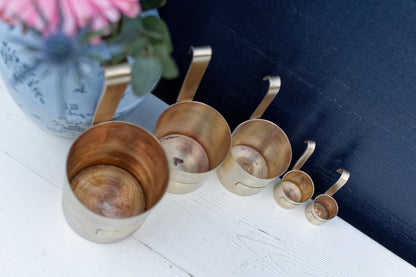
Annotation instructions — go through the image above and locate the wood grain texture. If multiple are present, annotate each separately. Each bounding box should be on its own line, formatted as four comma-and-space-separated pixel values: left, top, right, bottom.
153, 0, 416, 266
0, 83, 190, 277
0, 78, 415, 276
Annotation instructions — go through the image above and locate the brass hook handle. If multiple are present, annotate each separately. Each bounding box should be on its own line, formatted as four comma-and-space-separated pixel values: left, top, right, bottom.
292, 140, 316, 170
249, 75, 281, 120
92, 63, 131, 125
176, 46, 212, 102
325, 168, 350, 196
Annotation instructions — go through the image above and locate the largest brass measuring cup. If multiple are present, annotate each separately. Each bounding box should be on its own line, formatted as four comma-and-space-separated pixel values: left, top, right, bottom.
154, 46, 232, 194
216, 76, 292, 196
62, 63, 169, 243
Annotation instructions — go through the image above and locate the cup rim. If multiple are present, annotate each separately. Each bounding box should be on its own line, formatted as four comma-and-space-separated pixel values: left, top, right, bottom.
157, 100, 232, 138
65, 121, 170, 220
155, 100, 232, 171
281, 169, 315, 203
311, 194, 339, 221
232, 118, 292, 179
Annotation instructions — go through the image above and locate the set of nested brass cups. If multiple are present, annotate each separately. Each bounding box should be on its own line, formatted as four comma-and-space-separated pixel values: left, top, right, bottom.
63, 46, 232, 242
62, 46, 349, 243
217, 132, 350, 225
273, 140, 350, 225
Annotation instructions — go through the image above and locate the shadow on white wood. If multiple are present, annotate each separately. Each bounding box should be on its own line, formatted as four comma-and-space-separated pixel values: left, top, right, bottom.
0, 77, 415, 277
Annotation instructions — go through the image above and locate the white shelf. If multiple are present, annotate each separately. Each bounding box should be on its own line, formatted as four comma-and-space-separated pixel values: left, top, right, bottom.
0, 78, 414, 277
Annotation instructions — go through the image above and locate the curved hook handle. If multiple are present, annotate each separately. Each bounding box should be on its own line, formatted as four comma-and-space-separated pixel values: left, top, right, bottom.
177, 46, 212, 102
249, 75, 281, 120
92, 63, 131, 125
325, 168, 350, 196
292, 140, 316, 170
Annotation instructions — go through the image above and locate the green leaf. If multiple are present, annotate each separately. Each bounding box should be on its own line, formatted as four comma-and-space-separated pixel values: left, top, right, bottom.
131, 55, 161, 95
142, 16, 173, 52
159, 54, 179, 79
125, 36, 148, 56
154, 44, 179, 79
112, 16, 143, 42
140, 28, 164, 41
140, 0, 167, 11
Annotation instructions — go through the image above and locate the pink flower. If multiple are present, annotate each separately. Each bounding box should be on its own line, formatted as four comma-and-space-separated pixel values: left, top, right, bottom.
110, 0, 141, 18
0, 0, 141, 36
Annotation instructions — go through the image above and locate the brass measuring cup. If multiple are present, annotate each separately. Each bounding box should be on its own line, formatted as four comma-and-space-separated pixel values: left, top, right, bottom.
62, 63, 170, 243
273, 140, 316, 208
154, 46, 232, 194
305, 168, 350, 225
216, 76, 292, 196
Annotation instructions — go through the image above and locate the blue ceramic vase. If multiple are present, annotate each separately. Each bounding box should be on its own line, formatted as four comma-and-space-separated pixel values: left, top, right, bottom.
0, 22, 153, 138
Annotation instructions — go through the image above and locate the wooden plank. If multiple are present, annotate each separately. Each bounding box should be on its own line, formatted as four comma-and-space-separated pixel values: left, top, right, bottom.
1, 78, 415, 276
135, 175, 416, 276
0, 79, 189, 277
0, 150, 190, 277
154, 0, 416, 265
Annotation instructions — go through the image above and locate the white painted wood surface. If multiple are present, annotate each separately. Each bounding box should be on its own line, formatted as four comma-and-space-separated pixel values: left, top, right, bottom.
0, 78, 415, 277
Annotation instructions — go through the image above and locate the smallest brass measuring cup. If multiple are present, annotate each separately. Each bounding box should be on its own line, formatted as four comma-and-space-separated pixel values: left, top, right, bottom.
305, 168, 350, 225
273, 140, 316, 209
216, 76, 292, 196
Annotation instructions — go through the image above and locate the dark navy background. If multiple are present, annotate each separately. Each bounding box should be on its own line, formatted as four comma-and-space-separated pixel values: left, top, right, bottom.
152, 0, 416, 265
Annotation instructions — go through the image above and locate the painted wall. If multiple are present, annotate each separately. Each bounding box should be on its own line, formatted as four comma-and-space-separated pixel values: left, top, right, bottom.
152, 0, 416, 265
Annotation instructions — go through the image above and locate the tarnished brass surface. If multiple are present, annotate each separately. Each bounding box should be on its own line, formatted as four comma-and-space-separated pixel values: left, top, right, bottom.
274, 170, 314, 209
64, 122, 169, 242
177, 46, 212, 102
67, 122, 169, 211
232, 120, 292, 178
217, 119, 292, 196
326, 168, 350, 196
305, 194, 338, 225
249, 76, 281, 120
305, 168, 350, 225
231, 145, 268, 179
70, 165, 145, 218
63, 61, 169, 243
274, 140, 315, 209
159, 134, 210, 173
155, 101, 231, 194
217, 76, 292, 196
292, 140, 316, 170
154, 46, 231, 194
92, 63, 131, 124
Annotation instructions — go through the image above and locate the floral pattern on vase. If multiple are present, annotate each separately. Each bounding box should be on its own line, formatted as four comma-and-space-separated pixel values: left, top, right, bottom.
0, 22, 155, 138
